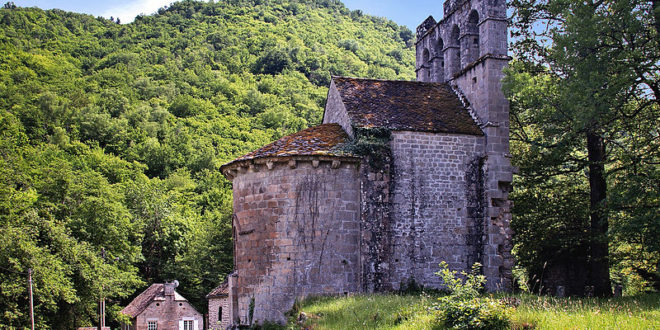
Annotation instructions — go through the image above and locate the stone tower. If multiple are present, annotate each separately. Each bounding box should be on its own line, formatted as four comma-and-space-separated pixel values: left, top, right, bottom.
415, 0, 514, 290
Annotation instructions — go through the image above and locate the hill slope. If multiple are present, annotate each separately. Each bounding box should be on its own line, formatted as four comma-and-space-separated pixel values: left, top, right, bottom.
0, 0, 415, 327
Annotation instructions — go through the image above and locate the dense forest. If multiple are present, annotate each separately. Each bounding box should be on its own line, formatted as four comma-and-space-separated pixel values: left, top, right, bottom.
1, 0, 658, 328
0, 0, 414, 327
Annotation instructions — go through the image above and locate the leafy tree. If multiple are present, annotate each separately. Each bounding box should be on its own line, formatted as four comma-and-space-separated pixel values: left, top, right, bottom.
506, 0, 659, 296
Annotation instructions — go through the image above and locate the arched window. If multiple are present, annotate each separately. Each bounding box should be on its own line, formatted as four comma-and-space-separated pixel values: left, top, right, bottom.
467, 10, 480, 62
219, 306, 223, 322
450, 25, 460, 70
420, 48, 431, 80
468, 10, 479, 33
438, 38, 445, 68
451, 25, 460, 46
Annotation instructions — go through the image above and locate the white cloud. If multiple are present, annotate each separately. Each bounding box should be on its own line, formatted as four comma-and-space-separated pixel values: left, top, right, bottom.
101, 0, 175, 23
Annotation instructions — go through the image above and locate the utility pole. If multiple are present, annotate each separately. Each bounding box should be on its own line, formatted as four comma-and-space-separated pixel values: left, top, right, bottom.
28, 268, 34, 330
99, 248, 105, 330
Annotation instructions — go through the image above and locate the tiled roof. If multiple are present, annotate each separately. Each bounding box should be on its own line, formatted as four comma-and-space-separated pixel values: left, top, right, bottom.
121, 284, 187, 318
223, 123, 353, 167
332, 77, 483, 135
206, 281, 229, 299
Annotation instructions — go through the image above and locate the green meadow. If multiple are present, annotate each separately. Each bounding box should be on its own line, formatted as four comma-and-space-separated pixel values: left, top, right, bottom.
284, 293, 660, 329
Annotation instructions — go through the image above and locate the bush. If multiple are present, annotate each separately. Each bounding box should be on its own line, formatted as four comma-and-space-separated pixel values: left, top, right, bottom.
434, 297, 511, 330
431, 262, 512, 330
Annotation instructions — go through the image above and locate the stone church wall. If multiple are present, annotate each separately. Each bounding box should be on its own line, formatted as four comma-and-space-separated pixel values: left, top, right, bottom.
386, 131, 486, 289
230, 158, 362, 324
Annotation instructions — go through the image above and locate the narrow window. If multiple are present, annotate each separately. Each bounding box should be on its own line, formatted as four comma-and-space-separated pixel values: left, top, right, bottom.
147, 321, 157, 330
438, 38, 445, 69
219, 306, 223, 322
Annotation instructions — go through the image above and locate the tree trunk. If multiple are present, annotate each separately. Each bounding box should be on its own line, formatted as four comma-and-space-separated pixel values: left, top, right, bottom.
586, 132, 612, 297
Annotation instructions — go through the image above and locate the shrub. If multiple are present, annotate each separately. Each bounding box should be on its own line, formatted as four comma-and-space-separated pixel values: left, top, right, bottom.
431, 262, 512, 330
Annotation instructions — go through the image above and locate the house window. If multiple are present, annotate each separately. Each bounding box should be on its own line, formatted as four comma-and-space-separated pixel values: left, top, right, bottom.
183, 320, 194, 330
147, 321, 157, 330
219, 306, 223, 322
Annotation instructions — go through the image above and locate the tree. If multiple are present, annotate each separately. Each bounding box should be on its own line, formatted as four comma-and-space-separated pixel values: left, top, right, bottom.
506, 0, 659, 296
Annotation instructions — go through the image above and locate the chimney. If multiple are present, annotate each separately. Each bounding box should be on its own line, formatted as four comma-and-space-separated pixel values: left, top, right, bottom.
164, 280, 178, 296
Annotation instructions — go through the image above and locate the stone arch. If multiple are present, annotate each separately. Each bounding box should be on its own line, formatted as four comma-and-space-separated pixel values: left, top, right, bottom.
466, 10, 480, 63
422, 48, 431, 80
468, 10, 479, 33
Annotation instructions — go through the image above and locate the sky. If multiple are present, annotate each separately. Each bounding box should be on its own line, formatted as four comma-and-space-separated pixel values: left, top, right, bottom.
12, 0, 445, 30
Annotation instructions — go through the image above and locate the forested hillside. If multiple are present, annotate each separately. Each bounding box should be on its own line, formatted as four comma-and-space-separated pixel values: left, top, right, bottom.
0, 0, 414, 327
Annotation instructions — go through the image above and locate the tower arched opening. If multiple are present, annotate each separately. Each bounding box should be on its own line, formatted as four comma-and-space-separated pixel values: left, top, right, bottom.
467, 10, 480, 63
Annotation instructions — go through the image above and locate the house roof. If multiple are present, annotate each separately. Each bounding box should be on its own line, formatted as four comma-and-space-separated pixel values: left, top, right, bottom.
120, 284, 187, 318
206, 281, 229, 299
331, 77, 483, 136
222, 123, 354, 168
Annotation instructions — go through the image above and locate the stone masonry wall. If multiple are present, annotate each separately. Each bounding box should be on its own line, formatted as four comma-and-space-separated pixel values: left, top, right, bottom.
230, 158, 362, 325
323, 81, 354, 138
359, 147, 394, 292
208, 297, 230, 330
386, 131, 486, 289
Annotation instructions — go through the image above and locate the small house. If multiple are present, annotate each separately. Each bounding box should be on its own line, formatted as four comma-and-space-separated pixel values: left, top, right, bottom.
121, 281, 203, 330
206, 281, 230, 329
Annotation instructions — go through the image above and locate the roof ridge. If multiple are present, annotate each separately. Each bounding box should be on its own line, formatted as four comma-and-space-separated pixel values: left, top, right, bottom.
331, 76, 447, 85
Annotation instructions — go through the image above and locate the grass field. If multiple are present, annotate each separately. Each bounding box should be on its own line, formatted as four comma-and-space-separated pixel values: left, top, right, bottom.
283, 292, 660, 329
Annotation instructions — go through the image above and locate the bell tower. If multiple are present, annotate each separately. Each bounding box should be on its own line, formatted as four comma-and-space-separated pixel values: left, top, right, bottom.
415, 0, 514, 291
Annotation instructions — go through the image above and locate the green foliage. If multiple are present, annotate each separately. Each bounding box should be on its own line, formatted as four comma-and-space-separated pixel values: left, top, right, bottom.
433, 298, 511, 330
341, 127, 391, 168
431, 262, 512, 330
435, 262, 485, 299
506, 0, 659, 295
0, 0, 414, 327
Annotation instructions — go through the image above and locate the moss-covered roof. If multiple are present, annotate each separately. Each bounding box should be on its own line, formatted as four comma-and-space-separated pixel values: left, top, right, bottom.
332, 77, 483, 135
222, 123, 352, 168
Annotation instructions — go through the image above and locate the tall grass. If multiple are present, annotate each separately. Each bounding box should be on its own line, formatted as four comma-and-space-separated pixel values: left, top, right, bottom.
288, 293, 438, 329
510, 293, 660, 329
286, 293, 660, 329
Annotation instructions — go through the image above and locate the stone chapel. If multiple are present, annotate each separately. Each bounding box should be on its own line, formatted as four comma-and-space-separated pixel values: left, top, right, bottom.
218, 0, 514, 325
